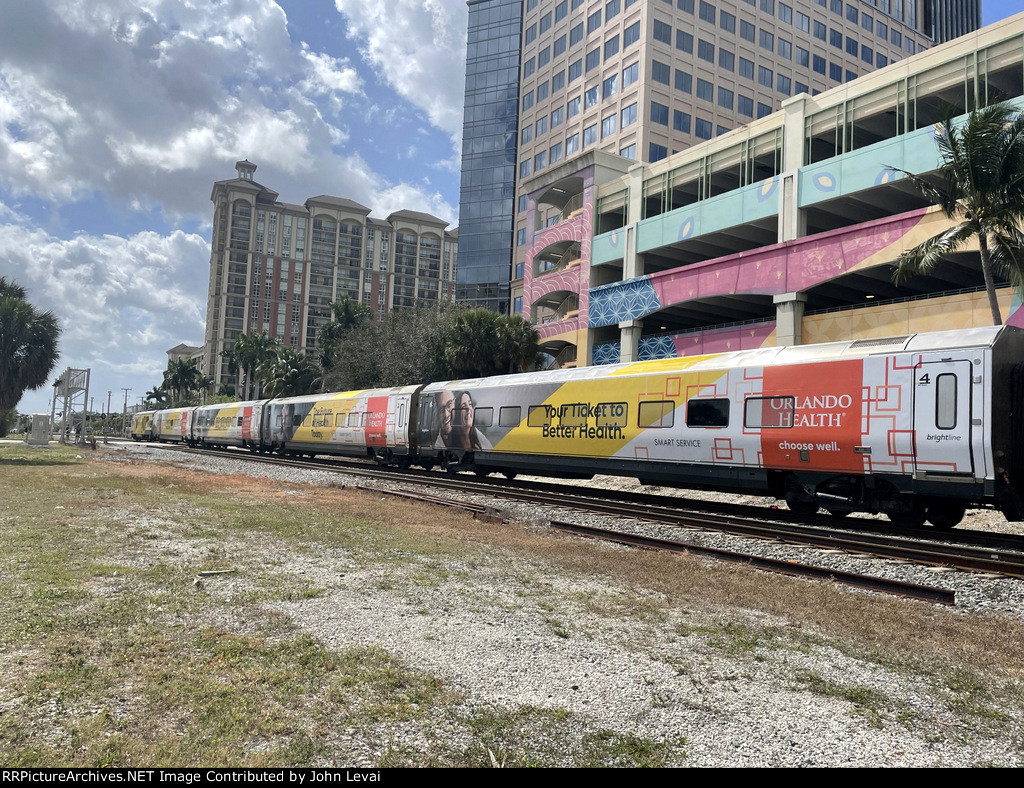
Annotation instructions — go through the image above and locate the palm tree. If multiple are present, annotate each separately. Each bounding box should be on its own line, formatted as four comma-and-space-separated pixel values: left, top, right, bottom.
144, 386, 171, 409
0, 278, 61, 420
317, 295, 373, 372
257, 349, 321, 398
890, 102, 1024, 325
232, 331, 280, 399
497, 314, 541, 374
163, 358, 202, 405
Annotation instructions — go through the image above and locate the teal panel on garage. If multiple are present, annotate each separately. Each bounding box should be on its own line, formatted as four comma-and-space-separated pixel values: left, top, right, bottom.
636, 178, 779, 254
592, 228, 625, 265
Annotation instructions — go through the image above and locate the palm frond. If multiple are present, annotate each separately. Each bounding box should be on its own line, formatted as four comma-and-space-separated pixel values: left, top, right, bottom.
891, 222, 976, 284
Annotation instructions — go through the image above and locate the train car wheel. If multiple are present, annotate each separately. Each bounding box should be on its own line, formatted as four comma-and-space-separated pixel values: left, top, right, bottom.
503, 471, 518, 480
786, 498, 819, 516
887, 496, 927, 528
926, 501, 965, 530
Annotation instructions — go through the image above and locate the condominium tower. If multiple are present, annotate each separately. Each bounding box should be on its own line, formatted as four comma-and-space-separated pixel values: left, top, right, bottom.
456, 0, 980, 315
204, 160, 458, 390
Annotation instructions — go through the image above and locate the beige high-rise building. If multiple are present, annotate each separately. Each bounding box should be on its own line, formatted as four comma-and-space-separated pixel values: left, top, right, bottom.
204, 161, 458, 391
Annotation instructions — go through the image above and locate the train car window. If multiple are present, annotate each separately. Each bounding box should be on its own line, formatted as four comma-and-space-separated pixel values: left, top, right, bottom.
596, 402, 628, 427
528, 405, 551, 427
744, 396, 794, 428
475, 407, 494, 427
347, 412, 359, 427
560, 403, 589, 427
686, 398, 730, 428
335, 414, 345, 427
639, 400, 675, 428
499, 406, 522, 426
936, 373, 957, 430
292, 414, 303, 427
275, 414, 283, 427
398, 404, 405, 427
362, 412, 372, 427
236, 416, 243, 426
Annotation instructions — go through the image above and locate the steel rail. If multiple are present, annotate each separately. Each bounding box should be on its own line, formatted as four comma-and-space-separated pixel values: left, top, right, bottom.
548, 520, 956, 606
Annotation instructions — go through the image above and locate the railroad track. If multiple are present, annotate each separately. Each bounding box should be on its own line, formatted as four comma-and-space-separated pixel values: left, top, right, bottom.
147, 443, 1024, 601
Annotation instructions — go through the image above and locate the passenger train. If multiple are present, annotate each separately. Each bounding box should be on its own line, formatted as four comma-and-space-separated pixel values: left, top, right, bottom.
131, 326, 1024, 530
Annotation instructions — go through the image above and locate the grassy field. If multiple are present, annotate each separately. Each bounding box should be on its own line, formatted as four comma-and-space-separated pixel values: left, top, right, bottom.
1, 442, 1022, 766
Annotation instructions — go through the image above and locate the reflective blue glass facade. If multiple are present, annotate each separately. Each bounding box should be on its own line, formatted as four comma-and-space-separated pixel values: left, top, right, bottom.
456, 0, 523, 313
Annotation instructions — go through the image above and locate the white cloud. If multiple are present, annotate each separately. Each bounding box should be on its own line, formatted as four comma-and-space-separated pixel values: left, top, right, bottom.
333, 0, 467, 139
0, 202, 211, 409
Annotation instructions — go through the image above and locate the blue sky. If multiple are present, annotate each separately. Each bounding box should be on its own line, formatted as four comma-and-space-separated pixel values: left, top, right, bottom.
2, 0, 1022, 416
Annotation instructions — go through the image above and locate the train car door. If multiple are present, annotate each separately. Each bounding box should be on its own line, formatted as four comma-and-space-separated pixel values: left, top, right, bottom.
913, 361, 974, 475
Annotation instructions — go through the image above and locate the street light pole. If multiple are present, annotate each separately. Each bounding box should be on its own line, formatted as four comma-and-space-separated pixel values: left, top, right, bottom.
104, 390, 112, 444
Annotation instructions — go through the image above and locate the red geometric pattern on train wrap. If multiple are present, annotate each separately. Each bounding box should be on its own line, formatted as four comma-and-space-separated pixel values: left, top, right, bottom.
758, 360, 864, 472
364, 396, 389, 446
180, 411, 189, 437
241, 406, 254, 439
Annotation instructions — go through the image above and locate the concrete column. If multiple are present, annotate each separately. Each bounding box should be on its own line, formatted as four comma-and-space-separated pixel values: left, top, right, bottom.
778, 171, 807, 242
619, 319, 642, 363
774, 292, 807, 347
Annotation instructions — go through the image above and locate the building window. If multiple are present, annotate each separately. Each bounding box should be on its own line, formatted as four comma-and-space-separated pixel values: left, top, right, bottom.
566, 133, 580, 154
846, 36, 858, 56
570, 22, 584, 46
587, 9, 602, 33
737, 95, 753, 116
621, 102, 637, 127
536, 116, 548, 136
694, 118, 712, 139
523, 58, 535, 78
718, 86, 734, 109
567, 96, 581, 117
584, 85, 599, 109
813, 54, 826, 74
525, 23, 537, 44
795, 81, 808, 94
604, 35, 619, 59
779, 2, 792, 23
759, 30, 773, 51
603, 73, 619, 98
649, 143, 668, 162
697, 39, 714, 62
650, 101, 669, 125
517, 229, 526, 246
758, 66, 773, 87
861, 44, 872, 64
676, 30, 693, 53
846, 3, 857, 22
551, 71, 565, 92
555, 0, 568, 21
537, 81, 549, 102
554, 34, 567, 56
550, 141, 563, 163
776, 74, 791, 94
795, 46, 809, 66
583, 123, 597, 147
586, 48, 601, 71
540, 10, 552, 32
652, 60, 671, 85
760, 0, 774, 12
673, 109, 691, 132
675, 69, 692, 93
757, 102, 772, 118
720, 11, 735, 32
623, 61, 639, 87
699, 1, 715, 23
523, 90, 534, 110
653, 19, 672, 44
830, 28, 842, 48
520, 160, 531, 177
620, 143, 636, 159
718, 48, 734, 71
876, 52, 887, 68
623, 21, 640, 47
829, 62, 842, 81
796, 11, 809, 31
538, 47, 550, 68
551, 106, 565, 127
778, 38, 791, 59
696, 78, 713, 101
813, 20, 826, 40
521, 126, 533, 144
569, 59, 582, 83
861, 12, 873, 31
739, 57, 754, 80
534, 151, 547, 170
601, 113, 616, 138
740, 20, 755, 42
606, 0, 621, 20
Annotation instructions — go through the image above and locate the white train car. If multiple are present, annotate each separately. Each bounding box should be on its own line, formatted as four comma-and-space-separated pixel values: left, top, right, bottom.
191, 400, 268, 450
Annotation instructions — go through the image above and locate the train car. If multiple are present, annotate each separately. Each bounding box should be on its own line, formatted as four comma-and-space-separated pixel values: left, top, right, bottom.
192, 399, 268, 450
417, 326, 1024, 528
263, 385, 420, 462
129, 410, 157, 441
151, 407, 194, 444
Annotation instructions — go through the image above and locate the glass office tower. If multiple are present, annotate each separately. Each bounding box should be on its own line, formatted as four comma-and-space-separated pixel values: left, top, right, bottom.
456, 0, 524, 313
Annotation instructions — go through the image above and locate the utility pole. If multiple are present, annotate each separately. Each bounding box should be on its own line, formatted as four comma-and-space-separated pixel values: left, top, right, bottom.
121, 388, 131, 439
104, 391, 112, 444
